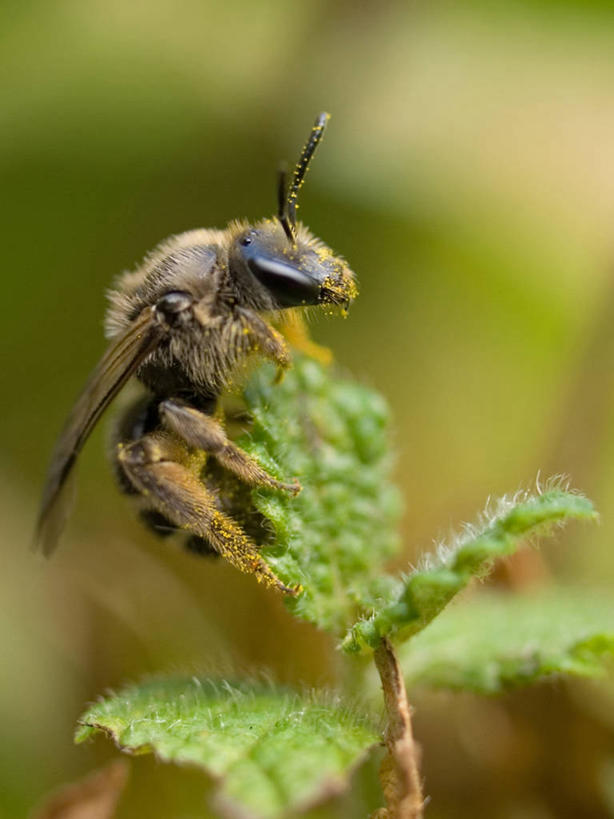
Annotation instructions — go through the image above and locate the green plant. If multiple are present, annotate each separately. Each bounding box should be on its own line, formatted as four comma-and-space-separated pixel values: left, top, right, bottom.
76, 356, 614, 818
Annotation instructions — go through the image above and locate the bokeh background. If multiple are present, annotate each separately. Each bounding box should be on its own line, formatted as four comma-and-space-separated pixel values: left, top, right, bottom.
3, 0, 614, 816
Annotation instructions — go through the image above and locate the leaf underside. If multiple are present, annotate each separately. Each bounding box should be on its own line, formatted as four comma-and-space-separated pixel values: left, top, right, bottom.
397, 588, 614, 694
343, 486, 597, 653
76, 677, 379, 819
240, 356, 402, 636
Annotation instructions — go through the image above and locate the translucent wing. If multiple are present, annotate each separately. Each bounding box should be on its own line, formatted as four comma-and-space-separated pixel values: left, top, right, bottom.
35, 306, 166, 555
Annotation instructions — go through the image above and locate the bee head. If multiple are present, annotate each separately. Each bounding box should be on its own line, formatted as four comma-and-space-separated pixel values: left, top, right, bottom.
230, 113, 358, 311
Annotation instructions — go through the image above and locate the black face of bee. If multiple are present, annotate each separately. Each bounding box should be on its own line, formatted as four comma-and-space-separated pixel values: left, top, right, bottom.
227, 109, 356, 312
234, 224, 354, 309
239, 229, 321, 307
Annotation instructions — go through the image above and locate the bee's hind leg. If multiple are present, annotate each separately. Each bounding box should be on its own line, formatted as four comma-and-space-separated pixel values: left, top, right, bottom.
117, 432, 298, 595
159, 399, 301, 495
112, 396, 181, 541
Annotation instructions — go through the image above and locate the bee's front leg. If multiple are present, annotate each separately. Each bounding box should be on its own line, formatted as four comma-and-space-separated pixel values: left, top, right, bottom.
159, 399, 301, 495
117, 432, 299, 595
235, 307, 291, 379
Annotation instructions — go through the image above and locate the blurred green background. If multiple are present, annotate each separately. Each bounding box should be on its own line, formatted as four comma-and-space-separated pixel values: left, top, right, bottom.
4, 0, 614, 816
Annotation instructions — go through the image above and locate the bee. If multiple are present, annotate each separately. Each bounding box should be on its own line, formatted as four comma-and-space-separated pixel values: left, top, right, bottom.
35, 113, 357, 595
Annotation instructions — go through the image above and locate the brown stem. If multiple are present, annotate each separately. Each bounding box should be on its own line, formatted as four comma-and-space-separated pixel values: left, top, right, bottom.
372, 638, 424, 819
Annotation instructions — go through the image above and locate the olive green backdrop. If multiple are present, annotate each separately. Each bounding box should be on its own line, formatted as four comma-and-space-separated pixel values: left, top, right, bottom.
3, 1, 614, 816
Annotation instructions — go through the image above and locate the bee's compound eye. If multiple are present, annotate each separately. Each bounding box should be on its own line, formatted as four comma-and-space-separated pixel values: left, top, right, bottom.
240, 235, 253, 247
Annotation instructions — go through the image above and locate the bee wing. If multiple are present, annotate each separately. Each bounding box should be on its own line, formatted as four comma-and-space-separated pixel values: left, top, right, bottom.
35, 305, 166, 555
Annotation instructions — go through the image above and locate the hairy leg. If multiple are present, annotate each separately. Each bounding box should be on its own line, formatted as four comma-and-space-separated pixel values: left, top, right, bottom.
112, 396, 180, 539
159, 398, 300, 494
117, 432, 298, 595
235, 306, 291, 380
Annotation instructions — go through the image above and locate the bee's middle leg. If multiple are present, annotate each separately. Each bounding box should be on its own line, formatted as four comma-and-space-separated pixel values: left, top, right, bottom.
159, 399, 301, 495
117, 432, 297, 595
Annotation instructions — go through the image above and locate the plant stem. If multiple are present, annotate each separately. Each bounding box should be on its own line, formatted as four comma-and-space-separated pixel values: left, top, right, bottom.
373, 638, 424, 819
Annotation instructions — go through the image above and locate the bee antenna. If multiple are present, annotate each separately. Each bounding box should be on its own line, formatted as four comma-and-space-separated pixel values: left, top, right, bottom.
286, 112, 330, 233
277, 163, 295, 244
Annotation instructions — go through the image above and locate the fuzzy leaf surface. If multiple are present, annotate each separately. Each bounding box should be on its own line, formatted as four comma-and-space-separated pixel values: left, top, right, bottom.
398, 588, 614, 693
240, 356, 402, 635
343, 487, 596, 652
76, 677, 378, 819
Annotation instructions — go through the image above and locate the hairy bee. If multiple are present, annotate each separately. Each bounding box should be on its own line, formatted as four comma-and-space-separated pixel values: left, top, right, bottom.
35, 113, 357, 594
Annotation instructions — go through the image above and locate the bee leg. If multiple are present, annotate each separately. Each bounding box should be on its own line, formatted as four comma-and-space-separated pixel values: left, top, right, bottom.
235, 307, 291, 380
117, 433, 299, 595
111, 396, 181, 539
159, 399, 301, 495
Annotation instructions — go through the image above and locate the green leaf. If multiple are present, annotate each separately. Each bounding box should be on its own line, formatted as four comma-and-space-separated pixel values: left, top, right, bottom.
342, 485, 597, 653
397, 588, 614, 694
239, 355, 402, 635
76, 677, 378, 819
